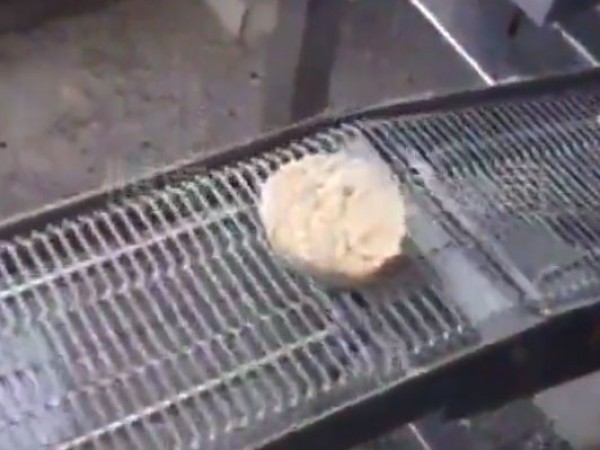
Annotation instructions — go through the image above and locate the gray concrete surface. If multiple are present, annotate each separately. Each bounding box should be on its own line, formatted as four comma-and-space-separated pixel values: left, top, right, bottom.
0, 0, 477, 220
536, 375, 600, 450
0, 0, 263, 218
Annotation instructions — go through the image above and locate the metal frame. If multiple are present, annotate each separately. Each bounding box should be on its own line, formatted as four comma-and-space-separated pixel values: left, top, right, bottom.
262, 0, 345, 130
3, 68, 600, 450
3, 3, 600, 448
262, 0, 600, 128
510, 0, 600, 25
3, 67, 600, 240
261, 301, 600, 450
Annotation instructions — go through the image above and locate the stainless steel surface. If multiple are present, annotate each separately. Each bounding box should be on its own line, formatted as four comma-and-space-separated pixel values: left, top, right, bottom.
509, 0, 600, 24
410, 0, 599, 87
0, 124, 477, 449
555, 8, 600, 66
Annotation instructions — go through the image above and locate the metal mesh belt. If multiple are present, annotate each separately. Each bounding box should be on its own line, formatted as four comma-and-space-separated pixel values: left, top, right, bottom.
2, 84, 600, 449
359, 88, 600, 312
0, 126, 473, 449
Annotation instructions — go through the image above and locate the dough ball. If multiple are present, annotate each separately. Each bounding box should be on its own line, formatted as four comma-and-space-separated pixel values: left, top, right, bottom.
259, 136, 407, 288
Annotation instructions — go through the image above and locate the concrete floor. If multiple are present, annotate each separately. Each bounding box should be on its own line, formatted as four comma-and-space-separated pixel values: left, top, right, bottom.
0, 0, 262, 218
0, 0, 477, 220
1, 0, 599, 449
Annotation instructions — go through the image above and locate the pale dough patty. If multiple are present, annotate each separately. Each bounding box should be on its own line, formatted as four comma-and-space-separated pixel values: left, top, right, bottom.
259, 136, 407, 288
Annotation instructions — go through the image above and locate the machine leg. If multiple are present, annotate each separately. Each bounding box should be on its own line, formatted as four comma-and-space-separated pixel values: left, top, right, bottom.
262, 0, 345, 130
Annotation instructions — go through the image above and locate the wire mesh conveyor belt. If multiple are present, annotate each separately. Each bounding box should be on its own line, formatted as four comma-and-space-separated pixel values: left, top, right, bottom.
361, 82, 600, 312
2, 69, 600, 450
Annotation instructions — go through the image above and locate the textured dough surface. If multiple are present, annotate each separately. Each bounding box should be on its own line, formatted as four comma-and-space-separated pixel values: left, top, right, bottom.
259, 136, 407, 288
